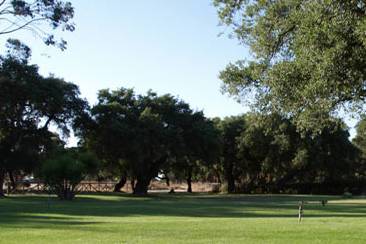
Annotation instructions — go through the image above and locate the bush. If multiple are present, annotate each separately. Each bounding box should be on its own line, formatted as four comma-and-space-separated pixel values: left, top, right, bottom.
343, 191, 353, 199
40, 150, 99, 200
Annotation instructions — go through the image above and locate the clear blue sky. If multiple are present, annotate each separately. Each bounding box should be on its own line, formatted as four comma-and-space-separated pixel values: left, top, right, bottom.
0, 0, 249, 118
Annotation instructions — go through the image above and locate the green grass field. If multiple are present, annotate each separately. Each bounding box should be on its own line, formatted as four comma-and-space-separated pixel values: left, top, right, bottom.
1, 193, 366, 243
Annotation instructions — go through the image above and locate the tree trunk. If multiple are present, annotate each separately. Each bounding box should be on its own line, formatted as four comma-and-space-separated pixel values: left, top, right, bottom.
113, 176, 127, 192
8, 170, 16, 191
131, 179, 135, 192
187, 168, 192, 193
57, 182, 75, 200
227, 175, 235, 193
0, 169, 5, 198
133, 177, 150, 195
59, 188, 75, 200
216, 170, 222, 184
225, 163, 235, 193
226, 172, 235, 193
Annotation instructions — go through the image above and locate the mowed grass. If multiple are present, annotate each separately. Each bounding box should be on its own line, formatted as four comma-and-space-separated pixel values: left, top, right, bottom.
1, 193, 366, 243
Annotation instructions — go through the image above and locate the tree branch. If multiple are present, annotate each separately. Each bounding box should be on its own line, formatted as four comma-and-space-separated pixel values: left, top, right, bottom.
43, 114, 55, 130
0, 17, 47, 35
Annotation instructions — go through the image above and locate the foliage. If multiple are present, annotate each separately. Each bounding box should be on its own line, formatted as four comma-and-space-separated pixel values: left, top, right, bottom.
168, 111, 221, 192
216, 113, 361, 194
0, 28, 364, 197
215, 115, 246, 193
0, 40, 88, 196
214, 0, 366, 132
40, 149, 99, 200
352, 118, 366, 179
0, 0, 75, 50
237, 113, 301, 193
84, 88, 214, 194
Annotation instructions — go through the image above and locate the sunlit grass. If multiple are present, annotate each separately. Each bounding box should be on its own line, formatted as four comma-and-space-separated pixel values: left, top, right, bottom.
1, 193, 366, 243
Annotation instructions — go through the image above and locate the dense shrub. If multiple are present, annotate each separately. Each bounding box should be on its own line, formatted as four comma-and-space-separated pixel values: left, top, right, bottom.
40, 150, 98, 200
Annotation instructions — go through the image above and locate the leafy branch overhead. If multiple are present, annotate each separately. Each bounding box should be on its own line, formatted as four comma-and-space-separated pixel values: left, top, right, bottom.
0, 0, 75, 50
214, 0, 366, 131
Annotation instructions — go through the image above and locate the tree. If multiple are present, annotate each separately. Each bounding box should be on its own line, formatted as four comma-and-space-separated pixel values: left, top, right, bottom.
353, 118, 366, 159
216, 112, 357, 194
80, 89, 135, 192
215, 115, 246, 193
0, 0, 75, 50
295, 120, 359, 194
0, 40, 88, 197
86, 88, 197, 195
170, 111, 221, 193
237, 113, 301, 193
214, 0, 366, 131
352, 118, 366, 186
40, 149, 99, 200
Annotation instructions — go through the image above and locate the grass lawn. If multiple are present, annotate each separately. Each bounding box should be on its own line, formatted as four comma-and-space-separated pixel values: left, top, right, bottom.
0, 193, 366, 243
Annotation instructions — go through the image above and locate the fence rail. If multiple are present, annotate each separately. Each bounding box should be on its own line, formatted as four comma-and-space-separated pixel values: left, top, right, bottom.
9, 181, 123, 194
7, 180, 219, 194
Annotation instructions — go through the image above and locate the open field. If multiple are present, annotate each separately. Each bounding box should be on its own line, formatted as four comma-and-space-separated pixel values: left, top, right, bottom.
1, 194, 366, 243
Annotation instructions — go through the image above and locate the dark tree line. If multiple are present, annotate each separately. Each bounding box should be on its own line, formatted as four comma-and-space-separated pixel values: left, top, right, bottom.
216, 114, 364, 194
2, 0, 366, 199
0, 41, 364, 198
1, 39, 366, 199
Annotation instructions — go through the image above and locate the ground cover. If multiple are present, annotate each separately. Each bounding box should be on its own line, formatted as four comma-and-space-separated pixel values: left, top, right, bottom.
0, 193, 365, 243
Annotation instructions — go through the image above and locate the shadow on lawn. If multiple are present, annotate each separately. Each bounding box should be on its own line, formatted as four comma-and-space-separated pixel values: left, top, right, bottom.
1, 214, 103, 227
0, 193, 366, 228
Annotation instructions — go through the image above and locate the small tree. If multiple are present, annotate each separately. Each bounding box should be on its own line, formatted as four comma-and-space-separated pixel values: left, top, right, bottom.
40, 150, 98, 200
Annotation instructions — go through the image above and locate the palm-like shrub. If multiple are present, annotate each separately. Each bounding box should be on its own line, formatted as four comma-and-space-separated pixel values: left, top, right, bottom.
40, 150, 98, 200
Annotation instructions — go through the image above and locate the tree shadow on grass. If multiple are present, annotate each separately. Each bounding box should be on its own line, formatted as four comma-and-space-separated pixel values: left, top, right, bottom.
1, 214, 102, 226
0, 193, 365, 228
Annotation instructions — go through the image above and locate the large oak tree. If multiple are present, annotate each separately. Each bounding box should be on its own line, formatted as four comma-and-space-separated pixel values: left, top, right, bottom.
0, 40, 88, 197
86, 88, 221, 195
214, 0, 366, 131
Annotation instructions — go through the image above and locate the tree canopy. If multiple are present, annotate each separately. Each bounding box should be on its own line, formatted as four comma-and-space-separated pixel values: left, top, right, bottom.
215, 115, 246, 193
40, 149, 99, 200
82, 88, 222, 194
0, 40, 87, 197
215, 113, 360, 194
214, 0, 366, 131
2, 21, 366, 196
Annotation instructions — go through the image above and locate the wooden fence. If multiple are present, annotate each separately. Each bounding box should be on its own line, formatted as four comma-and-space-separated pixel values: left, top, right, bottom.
7, 180, 219, 194
10, 180, 123, 193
